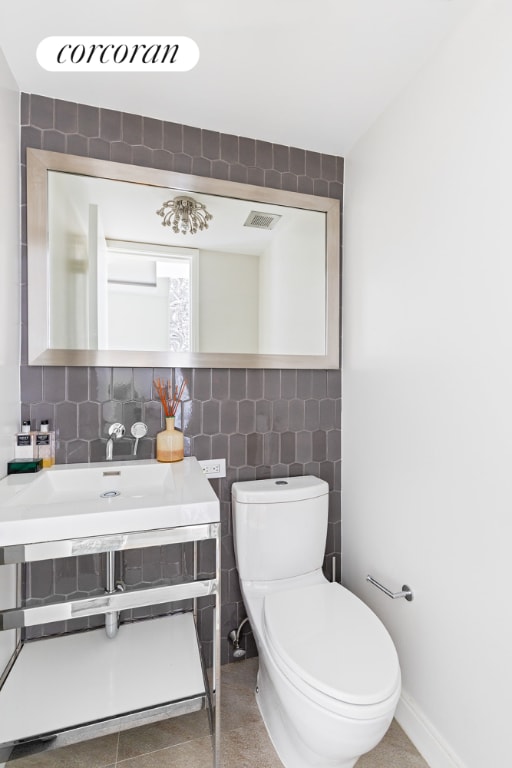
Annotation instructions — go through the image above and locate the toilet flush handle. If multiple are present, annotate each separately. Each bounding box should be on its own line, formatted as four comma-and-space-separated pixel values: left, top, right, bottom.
366, 574, 414, 602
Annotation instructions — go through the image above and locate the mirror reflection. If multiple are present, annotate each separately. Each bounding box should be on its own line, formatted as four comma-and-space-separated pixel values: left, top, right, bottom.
48, 172, 327, 356
27, 149, 340, 368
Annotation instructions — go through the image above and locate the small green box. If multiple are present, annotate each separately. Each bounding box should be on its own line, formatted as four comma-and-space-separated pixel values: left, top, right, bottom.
7, 458, 43, 475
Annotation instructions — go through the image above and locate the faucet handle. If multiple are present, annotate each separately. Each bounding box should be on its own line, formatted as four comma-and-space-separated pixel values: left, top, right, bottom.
130, 422, 148, 455
108, 423, 125, 439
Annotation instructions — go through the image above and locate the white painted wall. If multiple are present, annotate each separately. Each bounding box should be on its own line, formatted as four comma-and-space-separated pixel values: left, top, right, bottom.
0, 47, 19, 742
0, 50, 19, 474
342, 2, 511, 767
199, 249, 259, 353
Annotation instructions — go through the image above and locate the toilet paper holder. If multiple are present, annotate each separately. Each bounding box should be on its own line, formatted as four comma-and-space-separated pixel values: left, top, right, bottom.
366, 574, 414, 601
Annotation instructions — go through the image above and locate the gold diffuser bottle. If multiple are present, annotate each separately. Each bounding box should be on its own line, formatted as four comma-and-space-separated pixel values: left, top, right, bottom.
154, 378, 186, 463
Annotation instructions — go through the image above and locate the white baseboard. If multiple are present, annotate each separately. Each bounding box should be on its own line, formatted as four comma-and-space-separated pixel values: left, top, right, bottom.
396, 690, 467, 768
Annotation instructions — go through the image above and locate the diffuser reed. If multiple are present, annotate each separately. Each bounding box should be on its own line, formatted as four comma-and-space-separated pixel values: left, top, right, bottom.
153, 378, 187, 417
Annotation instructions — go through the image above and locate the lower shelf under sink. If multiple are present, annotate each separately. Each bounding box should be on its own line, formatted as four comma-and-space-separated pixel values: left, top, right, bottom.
0, 612, 206, 745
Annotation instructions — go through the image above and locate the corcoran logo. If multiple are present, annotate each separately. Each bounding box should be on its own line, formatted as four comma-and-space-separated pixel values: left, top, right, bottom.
37, 36, 200, 72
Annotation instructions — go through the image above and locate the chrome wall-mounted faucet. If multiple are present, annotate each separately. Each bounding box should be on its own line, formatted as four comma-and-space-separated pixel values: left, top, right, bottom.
106, 422, 125, 460
130, 422, 148, 456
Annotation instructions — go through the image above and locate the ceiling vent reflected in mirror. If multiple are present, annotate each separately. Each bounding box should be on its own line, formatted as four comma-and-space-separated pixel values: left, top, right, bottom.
243, 211, 282, 230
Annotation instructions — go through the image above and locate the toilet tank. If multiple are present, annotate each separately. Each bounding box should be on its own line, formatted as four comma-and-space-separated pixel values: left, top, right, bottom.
232, 476, 329, 581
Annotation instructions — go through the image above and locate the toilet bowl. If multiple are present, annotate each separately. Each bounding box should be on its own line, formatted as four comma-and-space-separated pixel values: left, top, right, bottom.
232, 476, 401, 768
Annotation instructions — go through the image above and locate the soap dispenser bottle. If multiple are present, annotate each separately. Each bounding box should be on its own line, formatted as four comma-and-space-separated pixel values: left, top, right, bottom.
36, 420, 56, 467
15, 420, 34, 459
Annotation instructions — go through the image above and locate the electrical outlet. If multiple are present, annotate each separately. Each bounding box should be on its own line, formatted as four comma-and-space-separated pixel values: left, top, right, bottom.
198, 458, 226, 478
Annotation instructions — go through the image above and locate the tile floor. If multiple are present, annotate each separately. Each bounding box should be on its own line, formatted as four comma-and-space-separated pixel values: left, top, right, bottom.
6, 657, 429, 768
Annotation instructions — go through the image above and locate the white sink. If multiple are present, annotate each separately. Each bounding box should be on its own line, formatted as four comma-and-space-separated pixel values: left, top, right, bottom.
0, 457, 219, 546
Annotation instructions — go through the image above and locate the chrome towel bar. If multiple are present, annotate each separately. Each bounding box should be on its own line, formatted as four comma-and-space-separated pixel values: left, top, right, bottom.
366, 575, 414, 602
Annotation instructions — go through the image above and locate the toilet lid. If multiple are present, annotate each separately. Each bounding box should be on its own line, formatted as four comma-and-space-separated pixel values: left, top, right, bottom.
263, 582, 400, 706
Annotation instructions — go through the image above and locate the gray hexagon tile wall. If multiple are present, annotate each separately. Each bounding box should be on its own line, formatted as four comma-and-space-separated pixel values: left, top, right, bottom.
19, 94, 342, 665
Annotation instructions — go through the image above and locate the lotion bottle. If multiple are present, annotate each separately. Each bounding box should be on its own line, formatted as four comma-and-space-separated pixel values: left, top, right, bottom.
36, 420, 56, 467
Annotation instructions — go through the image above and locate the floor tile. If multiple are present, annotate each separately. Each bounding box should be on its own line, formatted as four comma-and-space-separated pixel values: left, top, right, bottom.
5, 658, 430, 767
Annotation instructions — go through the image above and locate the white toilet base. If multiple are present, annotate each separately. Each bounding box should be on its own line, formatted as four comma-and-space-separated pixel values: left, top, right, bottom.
255, 651, 395, 768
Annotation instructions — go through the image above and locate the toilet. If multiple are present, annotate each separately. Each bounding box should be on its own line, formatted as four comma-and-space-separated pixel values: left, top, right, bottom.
231, 476, 401, 768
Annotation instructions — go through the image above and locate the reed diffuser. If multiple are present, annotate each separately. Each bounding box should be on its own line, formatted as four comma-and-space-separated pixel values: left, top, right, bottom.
153, 378, 187, 462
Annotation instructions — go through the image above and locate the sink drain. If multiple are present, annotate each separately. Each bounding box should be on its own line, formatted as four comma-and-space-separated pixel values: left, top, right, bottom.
100, 490, 121, 498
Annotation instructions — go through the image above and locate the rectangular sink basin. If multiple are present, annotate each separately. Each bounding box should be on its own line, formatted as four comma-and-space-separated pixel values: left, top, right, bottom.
0, 457, 219, 546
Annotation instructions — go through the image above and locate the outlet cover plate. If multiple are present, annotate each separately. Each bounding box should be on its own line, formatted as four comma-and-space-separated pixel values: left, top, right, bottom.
198, 458, 226, 478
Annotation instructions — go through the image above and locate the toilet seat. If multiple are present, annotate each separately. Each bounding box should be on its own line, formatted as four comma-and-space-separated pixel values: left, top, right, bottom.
262, 581, 400, 708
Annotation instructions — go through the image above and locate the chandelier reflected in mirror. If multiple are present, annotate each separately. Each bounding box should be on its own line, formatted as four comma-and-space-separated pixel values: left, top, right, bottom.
156, 195, 213, 235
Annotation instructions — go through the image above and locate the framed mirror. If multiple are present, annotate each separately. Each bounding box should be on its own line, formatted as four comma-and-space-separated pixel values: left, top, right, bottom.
27, 148, 340, 368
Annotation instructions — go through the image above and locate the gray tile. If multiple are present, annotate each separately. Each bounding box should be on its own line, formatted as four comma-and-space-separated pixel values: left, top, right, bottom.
20, 365, 43, 403
314, 178, 329, 196
263, 431, 279, 466
239, 400, 256, 434
20, 91, 30, 125
173, 152, 192, 174
247, 166, 265, 186
256, 399, 271, 432
89, 137, 110, 160
256, 140, 273, 169
65, 440, 89, 464
321, 153, 337, 181
192, 156, 211, 177
67, 367, 89, 402
229, 163, 247, 183
55, 99, 78, 133
329, 180, 344, 199
229, 433, 246, 468
122, 112, 143, 144
110, 141, 133, 164
312, 430, 327, 462
89, 368, 112, 402
66, 133, 89, 156
7, 732, 118, 767
247, 369, 263, 400
220, 133, 238, 164
273, 143, 289, 172
212, 368, 229, 400
30, 94, 54, 129
221, 400, 238, 434
42, 129, 66, 153
143, 117, 163, 149
163, 121, 183, 153
282, 172, 298, 192
100, 108, 122, 141
280, 431, 296, 464
201, 129, 220, 160
55, 401, 78, 440
290, 146, 306, 176
272, 400, 289, 433
183, 124, 202, 157
263, 370, 280, 400
320, 398, 336, 430
280, 370, 296, 399
117, 710, 209, 762
112, 368, 133, 400
305, 150, 321, 178
356, 719, 429, 767
239, 136, 256, 166
264, 169, 281, 189
296, 430, 313, 463
78, 401, 100, 440
298, 174, 314, 194
229, 369, 246, 400
203, 399, 220, 435
212, 433, 229, 462
78, 103, 100, 137
211, 159, 229, 179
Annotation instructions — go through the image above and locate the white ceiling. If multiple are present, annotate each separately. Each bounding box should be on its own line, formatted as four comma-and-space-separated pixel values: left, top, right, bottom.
0, 0, 475, 156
